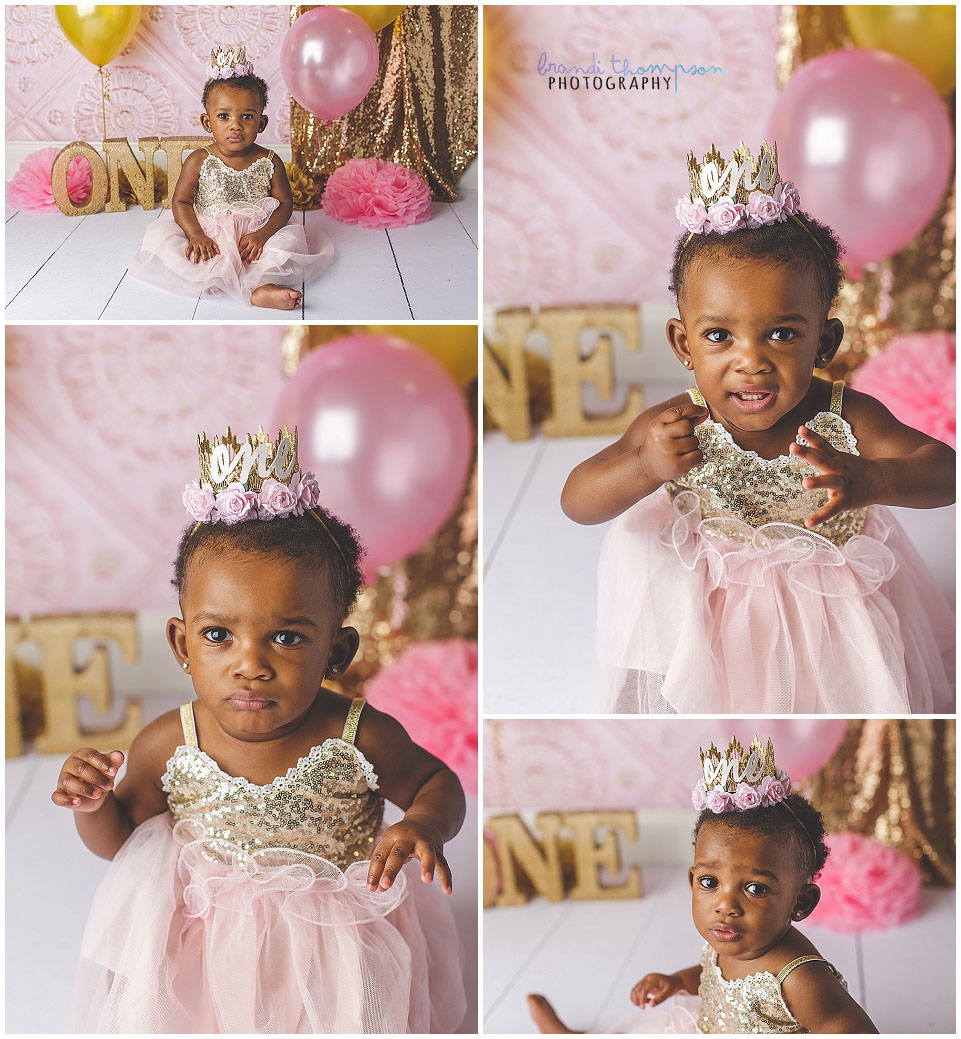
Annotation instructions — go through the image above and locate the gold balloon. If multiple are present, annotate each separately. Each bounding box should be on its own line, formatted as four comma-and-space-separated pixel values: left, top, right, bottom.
55, 5, 141, 68
338, 5, 405, 34
844, 6, 956, 95
366, 325, 478, 385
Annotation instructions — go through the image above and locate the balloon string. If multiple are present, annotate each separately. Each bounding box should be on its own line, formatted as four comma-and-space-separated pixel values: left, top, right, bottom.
99, 66, 110, 142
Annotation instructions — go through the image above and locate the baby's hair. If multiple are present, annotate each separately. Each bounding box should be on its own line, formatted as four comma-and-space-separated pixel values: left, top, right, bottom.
173, 508, 365, 617
202, 75, 269, 111
693, 793, 829, 881
669, 215, 845, 313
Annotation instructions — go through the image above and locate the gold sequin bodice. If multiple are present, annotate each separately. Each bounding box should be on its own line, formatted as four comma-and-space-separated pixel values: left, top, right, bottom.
161, 699, 384, 869
697, 944, 846, 1034
193, 150, 274, 214
665, 381, 866, 546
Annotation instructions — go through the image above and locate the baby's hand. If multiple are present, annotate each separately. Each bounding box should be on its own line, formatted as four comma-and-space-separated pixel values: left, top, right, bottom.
367, 815, 453, 895
631, 972, 684, 1008
52, 749, 124, 812
238, 231, 267, 262
641, 402, 708, 483
185, 234, 220, 263
790, 425, 884, 528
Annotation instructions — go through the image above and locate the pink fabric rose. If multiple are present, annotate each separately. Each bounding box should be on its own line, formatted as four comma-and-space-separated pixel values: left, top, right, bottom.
775, 768, 792, 796
812, 832, 922, 933
364, 639, 477, 794
706, 197, 746, 235
733, 781, 761, 810
758, 775, 787, 806
257, 478, 298, 519
322, 157, 433, 230
293, 471, 320, 511
746, 192, 784, 228
691, 780, 708, 811
675, 195, 710, 234
705, 788, 731, 814
6, 146, 93, 213
215, 482, 259, 525
182, 481, 217, 522
774, 181, 801, 216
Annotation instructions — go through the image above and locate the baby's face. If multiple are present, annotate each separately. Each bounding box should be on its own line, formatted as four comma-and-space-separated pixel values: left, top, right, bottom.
689, 822, 810, 964
669, 258, 840, 437
171, 546, 356, 741
201, 84, 265, 154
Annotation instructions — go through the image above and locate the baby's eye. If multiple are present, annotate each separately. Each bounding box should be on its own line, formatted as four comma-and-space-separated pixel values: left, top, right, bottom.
273, 630, 304, 647
770, 328, 798, 342
202, 627, 230, 643
704, 329, 730, 343
697, 876, 717, 889
217, 113, 229, 119
745, 882, 769, 896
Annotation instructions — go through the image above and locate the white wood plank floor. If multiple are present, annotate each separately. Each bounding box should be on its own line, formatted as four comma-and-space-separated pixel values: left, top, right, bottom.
483, 866, 956, 1034
483, 393, 957, 715
5, 189, 477, 322
5, 696, 478, 1034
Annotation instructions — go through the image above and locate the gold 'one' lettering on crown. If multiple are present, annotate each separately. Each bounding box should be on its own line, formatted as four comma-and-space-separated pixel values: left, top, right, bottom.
209, 44, 249, 71
197, 426, 299, 494
699, 736, 778, 793
687, 140, 780, 206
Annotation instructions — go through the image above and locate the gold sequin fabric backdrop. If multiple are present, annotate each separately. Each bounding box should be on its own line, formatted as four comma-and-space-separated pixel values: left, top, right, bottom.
802, 719, 955, 886
289, 5, 478, 200
777, 6, 956, 378
285, 328, 478, 695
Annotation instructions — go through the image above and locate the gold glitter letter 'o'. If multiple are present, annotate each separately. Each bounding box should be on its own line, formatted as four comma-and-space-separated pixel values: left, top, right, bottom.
52, 142, 108, 216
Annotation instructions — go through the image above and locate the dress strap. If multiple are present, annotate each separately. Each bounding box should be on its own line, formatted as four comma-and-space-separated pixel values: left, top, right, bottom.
341, 697, 366, 745
775, 955, 828, 983
204, 145, 213, 155
179, 702, 198, 748
265, 149, 274, 163
829, 379, 844, 415
686, 386, 706, 407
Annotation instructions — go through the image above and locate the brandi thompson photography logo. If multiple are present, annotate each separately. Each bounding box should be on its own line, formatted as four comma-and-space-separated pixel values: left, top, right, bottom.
536, 51, 726, 91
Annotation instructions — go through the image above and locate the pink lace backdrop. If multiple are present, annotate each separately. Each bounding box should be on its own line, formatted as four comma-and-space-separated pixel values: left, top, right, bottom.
6, 326, 287, 615
483, 5, 779, 306
484, 719, 848, 812
6, 5, 290, 146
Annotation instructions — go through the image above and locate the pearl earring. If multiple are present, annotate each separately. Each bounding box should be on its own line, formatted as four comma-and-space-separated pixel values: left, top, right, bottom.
683, 359, 691, 368
182, 661, 189, 671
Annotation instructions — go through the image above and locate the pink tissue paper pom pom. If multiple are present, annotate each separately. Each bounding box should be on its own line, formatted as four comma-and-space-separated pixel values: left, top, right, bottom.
364, 639, 477, 794
851, 331, 955, 448
6, 146, 92, 213
811, 832, 922, 933
322, 157, 433, 230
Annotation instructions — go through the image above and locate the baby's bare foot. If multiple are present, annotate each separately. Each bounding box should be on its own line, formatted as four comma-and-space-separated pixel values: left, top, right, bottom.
250, 284, 302, 310
527, 994, 581, 1034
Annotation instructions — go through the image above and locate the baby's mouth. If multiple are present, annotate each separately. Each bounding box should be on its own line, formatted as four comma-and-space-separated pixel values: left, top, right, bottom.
729, 388, 776, 414
709, 925, 742, 942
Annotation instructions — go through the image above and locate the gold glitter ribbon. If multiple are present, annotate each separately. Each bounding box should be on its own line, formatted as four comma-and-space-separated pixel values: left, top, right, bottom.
802, 719, 955, 885
289, 5, 478, 200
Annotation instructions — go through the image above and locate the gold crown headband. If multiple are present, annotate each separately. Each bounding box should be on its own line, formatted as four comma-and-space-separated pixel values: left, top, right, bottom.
693, 736, 818, 858
676, 140, 830, 263
207, 44, 255, 80
182, 426, 349, 570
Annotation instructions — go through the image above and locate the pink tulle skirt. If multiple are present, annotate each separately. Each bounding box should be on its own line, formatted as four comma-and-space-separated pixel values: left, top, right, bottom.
611, 993, 702, 1033
73, 815, 466, 1034
128, 198, 334, 303
598, 490, 954, 715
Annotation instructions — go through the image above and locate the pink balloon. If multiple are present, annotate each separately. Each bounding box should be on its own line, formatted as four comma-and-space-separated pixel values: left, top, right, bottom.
280, 7, 378, 122
271, 335, 472, 574
767, 49, 953, 269
726, 720, 848, 781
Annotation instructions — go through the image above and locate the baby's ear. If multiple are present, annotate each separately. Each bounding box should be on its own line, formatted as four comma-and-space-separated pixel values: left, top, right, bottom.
792, 882, 821, 922
200, 112, 211, 133
259, 114, 268, 132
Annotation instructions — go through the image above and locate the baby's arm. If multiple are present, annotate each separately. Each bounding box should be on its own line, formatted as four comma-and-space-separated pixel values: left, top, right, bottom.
791, 388, 955, 526
355, 705, 466, 895
780, 960, 878, 1033
630, 965, 700, 1008
171, 149, 220, 263
51, 711, 178, 859
238, 155, 294, 262
561, 395, 707, 524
